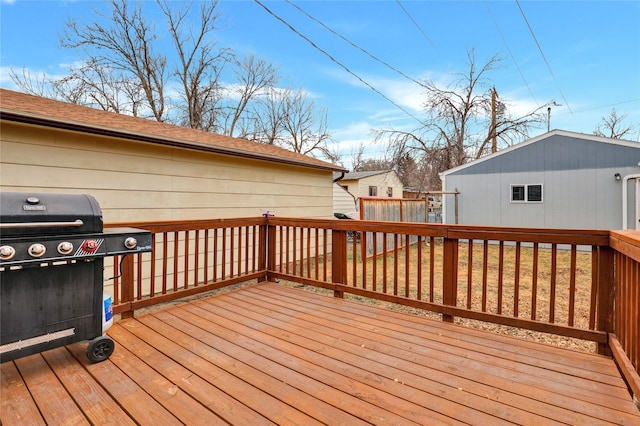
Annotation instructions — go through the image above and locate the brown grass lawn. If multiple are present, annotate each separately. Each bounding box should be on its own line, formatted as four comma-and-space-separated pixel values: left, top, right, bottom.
286, 238, 597, 353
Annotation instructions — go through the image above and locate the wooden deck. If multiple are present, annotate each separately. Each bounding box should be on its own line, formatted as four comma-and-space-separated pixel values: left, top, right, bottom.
2, 283, 639, 425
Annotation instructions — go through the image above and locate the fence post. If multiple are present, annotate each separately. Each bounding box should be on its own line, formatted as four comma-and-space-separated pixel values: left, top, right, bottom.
596, 245, 615, 356
332, 229, 348, 298
442, 236, 459, 323
120, 255, 135, 319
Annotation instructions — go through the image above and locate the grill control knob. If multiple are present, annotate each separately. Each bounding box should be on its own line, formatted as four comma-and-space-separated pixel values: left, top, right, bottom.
124, 237, 138, 249
82, 240, 100, 253
57, 241, 74, 255
28, 243, 46, 258
0, 245, 16, 261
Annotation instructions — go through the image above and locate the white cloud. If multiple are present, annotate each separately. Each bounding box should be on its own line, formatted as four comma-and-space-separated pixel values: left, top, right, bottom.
0, 67, 16, 86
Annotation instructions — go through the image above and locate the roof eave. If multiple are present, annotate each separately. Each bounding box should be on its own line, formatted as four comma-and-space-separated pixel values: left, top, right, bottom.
1, 109, 346, 173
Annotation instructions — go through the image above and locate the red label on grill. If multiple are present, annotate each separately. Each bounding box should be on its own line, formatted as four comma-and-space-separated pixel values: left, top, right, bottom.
75, 239, 104, 256
82, 240, 99, 252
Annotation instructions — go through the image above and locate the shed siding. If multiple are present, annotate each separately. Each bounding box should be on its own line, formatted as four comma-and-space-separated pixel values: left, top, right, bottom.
442, 132, 640, 229
1, 122, 333, 222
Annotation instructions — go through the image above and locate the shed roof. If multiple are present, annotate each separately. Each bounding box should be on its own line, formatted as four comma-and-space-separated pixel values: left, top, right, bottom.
0, 88, 345, 172
441, 130, 640, 177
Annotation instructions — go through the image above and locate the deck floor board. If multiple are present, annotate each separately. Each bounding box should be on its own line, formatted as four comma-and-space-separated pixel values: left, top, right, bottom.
2, 282, 639, 425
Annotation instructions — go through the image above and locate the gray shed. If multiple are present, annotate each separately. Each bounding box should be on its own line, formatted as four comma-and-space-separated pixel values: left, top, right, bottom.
440, 130, 640, 230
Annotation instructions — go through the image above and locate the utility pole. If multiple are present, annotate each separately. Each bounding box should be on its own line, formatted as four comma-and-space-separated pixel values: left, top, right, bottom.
546, 101, 561, 132
491, 87, 497, 153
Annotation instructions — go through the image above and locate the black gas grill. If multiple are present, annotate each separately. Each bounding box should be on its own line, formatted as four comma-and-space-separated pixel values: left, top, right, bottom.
0, 192, 152, 363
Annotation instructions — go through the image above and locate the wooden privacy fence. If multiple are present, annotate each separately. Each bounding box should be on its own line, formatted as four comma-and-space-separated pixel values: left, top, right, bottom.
106, 217, 640, 396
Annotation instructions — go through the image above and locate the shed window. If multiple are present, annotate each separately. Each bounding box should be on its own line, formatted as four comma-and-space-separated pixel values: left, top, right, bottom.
369, 186, 377, 196
527, 185, 543, 202
511, 184, 543, 203
511, 186, 525, 201
387, 187, 393, 197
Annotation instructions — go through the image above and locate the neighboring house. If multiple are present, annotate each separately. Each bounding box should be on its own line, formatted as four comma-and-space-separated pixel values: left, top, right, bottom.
0, 89, 346, 223
440, 130, 640, 230
336, 170, 404, 200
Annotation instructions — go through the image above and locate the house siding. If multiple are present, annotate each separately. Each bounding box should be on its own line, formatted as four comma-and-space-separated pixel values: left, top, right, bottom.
442, 132, 640, 230
1, 122, 334, 222
333, 183, 357, 217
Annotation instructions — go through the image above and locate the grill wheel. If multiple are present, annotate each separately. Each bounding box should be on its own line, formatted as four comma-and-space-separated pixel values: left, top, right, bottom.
86, 335, 115, 363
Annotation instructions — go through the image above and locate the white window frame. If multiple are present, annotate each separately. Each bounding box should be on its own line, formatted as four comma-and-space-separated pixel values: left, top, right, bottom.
510, 184, 543, 203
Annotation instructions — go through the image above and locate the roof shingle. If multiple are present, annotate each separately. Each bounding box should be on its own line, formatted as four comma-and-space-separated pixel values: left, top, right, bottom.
0, 88, 344, 172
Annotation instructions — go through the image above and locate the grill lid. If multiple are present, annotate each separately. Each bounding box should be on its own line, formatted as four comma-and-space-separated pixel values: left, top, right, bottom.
0, 192, 103, 237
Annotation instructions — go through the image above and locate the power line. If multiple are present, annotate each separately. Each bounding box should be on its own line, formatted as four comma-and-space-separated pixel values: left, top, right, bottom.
515, 0, 573, 114
395, 0, 436, 50
555, 98, 640, 116
484, 1, 538, 105
253, 0, 426, 126
285, 0, 425, 88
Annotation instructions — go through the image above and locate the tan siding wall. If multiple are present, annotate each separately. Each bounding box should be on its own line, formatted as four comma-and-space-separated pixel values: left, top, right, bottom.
339, 172, 404, 199
1, 122, 334, 222
332, 183, 357, 216
361, 173, 403, 198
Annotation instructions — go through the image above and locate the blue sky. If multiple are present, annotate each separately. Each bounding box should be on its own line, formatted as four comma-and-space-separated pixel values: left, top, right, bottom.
1, 0, 639, 166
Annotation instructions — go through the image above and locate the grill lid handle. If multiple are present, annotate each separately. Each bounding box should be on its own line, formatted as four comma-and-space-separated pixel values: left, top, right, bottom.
0, 220, 84, 229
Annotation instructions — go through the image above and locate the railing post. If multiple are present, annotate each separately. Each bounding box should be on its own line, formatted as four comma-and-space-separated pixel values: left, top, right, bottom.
267, 225, 276, 280
258, 219, 276, 282
258, 223, 266, 282
442, 236, 459, 323
597, 245, 615, 356
332, 229, 348, 298
120, 255, 135, 319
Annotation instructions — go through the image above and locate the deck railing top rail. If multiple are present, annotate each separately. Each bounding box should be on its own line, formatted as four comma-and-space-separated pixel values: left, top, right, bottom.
267, 217, 611, 245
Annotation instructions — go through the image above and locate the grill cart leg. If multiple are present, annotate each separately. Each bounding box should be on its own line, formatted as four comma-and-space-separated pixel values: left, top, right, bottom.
86, 335, 115, 363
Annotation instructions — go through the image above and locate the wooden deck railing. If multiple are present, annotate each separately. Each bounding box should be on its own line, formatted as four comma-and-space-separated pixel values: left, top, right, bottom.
106, 218, 266, 316
106, 217, 640, 398
609, 230, 640, 400
266, 218, 612, 344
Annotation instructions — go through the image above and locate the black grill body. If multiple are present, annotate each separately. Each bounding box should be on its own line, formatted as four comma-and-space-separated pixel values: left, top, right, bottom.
0, 192, 152, 363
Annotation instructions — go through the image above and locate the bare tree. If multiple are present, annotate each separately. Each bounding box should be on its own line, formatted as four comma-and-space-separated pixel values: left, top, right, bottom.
56, 60, 146, 115
8, 68, 54, 98
353, 158, 392, 172
159, 0, 231, 131
13, 0, 278, 136
10, 0, 335, 160
376, 49, 547, 173
224, 54, 280, 137
349, 142, 368, 172
9, 62, 145, 115
280, 89, 334, 159
250, 87, 289, 145
60, 0, 168, 121
594, 108, 638, 140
